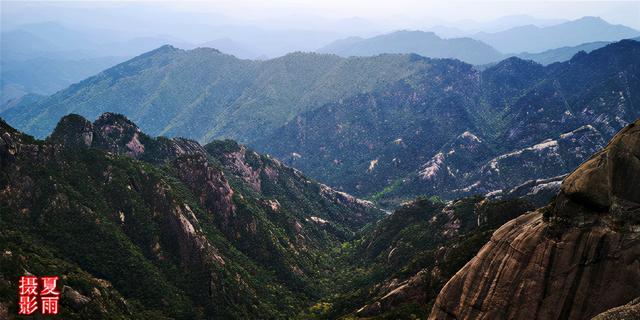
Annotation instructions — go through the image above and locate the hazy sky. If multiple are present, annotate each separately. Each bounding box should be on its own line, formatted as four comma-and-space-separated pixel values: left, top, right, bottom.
3, 0, 640, 30
178, 0, 640, 28
2, 0, 639, 58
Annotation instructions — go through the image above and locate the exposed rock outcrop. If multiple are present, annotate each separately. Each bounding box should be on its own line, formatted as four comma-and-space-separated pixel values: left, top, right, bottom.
592, 297, 640, 320
170, 154, 235, 224
2, 113, 386, 318
62, 285, 92, 310
209, 141, 264, 193
205, 139, 383, 232
49, 113, 237, 224
429, 120, 640, 320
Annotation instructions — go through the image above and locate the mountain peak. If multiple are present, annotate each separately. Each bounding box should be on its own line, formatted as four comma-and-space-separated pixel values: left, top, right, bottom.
485, 55, 544, 79
392, 30, 439, 37
48, 113, 94, 148
91, 112, 146, 157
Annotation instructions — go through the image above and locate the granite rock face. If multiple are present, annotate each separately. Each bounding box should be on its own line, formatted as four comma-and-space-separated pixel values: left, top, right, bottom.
170, 154, 235, 223
429, 119, 640, 320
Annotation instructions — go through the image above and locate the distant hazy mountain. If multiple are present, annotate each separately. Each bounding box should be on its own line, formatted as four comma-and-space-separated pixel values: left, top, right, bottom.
474, 16, 640, 53
449, 14, 567, 34
0, 22, 194, 102
421, 15, 567, 39
514, 41, 610, 65
1, 22, 91, 60
0, 93, 43, 113
426, 25, 468, 38
1, 26, 193, 61
0, 29, 64, 61
1, 56, 126, 102
1, 22, 115, 61
317, 30, 504, 65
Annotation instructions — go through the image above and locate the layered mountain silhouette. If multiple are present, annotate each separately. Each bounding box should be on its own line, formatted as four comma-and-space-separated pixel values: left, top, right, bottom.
317, 30, 504, 64
474, 16, 640, 53
316, 17, 639, 66
515, 40, 611, 65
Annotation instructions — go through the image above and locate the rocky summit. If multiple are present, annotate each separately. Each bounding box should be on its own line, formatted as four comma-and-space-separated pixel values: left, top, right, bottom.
429, 119, 640, 320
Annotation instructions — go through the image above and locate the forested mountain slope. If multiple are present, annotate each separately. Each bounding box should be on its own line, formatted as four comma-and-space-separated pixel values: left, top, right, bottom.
1, 47, 433, 144
0, 113, 382, 318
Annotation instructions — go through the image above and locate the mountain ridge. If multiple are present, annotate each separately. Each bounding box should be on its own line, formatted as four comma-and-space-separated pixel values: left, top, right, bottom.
1, 47, 435, 144
0, 112, 383, 318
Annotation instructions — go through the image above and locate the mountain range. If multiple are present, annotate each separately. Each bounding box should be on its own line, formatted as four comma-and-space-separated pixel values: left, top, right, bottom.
4, 39, 639, 210
474, 16, 640, 54
1, 47, 436, 143
318, 17, 640, 66
3, 16, 638, 104
259, 40, 640, 206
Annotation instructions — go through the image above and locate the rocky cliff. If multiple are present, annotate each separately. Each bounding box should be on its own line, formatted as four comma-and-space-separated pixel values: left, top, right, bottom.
429, 119, 640, 320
